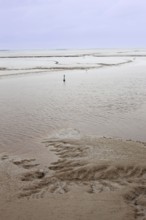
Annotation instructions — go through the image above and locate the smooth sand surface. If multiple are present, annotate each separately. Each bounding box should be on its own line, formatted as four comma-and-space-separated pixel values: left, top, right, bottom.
0, 136, 146, 220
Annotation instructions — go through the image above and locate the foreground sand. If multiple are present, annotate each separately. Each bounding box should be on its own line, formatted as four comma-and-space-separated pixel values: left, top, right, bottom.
0, 136, 146, 220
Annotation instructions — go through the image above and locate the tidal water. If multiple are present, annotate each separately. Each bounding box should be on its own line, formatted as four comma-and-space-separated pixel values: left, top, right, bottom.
0, 50, 146, 153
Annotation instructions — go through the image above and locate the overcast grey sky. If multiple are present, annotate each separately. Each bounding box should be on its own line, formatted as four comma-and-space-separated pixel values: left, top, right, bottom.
0, 0, 146, 49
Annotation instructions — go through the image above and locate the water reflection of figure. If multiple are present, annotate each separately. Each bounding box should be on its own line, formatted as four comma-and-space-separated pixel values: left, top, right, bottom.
63, 74, 66, 82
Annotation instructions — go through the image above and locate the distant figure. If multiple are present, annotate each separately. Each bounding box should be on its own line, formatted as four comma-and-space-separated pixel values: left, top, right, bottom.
63, 74, 66, 82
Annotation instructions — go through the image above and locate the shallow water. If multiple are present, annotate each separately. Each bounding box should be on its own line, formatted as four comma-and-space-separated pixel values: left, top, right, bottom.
0, 50, 146, 153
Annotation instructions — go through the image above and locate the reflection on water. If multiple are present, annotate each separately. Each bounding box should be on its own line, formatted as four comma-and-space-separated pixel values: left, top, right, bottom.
0, 52, 146, 153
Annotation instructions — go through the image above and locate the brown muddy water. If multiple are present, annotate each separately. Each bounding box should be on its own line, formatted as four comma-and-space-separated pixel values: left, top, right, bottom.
0, 50, 146, 154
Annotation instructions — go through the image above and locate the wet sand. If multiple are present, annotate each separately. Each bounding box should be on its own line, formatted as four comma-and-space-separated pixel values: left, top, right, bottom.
0, 136, 146, 220
0, 49, 146, 220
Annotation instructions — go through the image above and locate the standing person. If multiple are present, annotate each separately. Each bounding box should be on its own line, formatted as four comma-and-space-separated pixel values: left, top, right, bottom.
63, 74, 65, 82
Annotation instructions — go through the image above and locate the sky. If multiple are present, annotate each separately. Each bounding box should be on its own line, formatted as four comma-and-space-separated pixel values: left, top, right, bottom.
0, 0, 146, 49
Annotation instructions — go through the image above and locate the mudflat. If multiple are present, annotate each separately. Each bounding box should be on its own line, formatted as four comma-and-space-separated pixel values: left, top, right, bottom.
0, 49, 146, 220
0, 136, 146, 220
